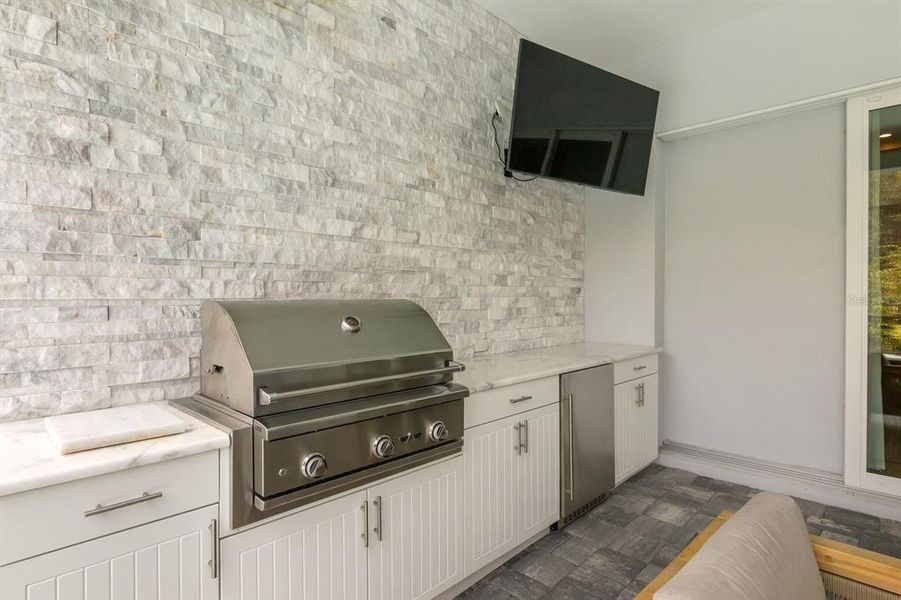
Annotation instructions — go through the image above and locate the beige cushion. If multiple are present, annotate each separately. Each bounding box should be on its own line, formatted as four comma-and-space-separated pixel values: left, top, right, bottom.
654, 491, 826, 600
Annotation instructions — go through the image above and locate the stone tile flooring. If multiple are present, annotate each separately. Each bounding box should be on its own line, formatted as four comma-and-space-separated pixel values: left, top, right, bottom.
457, 464, 901, 600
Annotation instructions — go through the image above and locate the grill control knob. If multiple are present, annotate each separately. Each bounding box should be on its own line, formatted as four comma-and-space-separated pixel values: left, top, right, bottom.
300, 453, 328, 480
428, 421, 449, 442
372, 435, 395, 458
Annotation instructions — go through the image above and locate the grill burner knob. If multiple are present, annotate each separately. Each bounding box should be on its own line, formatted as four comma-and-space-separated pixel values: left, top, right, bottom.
300, 453, 328, 479
428, 421, 449, 442
372, 435, 395, 458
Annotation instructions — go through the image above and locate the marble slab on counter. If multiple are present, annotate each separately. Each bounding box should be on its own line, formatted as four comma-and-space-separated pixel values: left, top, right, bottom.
455, 342, 661, 393
0, 402, 229, 497
44, 403, 187, 454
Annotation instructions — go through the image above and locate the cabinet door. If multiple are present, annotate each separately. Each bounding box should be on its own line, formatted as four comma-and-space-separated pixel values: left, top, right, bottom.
220, 490, 367, 600
639, 374, 659, 468
615, 375, 660, 485
518, 403, 560, 541
615, 380, 643, 484
367, 456, 463, 600
462, 414, 519, 576
0, 504, 217, 600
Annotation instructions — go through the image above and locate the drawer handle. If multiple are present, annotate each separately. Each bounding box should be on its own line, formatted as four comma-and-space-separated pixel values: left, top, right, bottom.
84, 491, 163, 517
361, 500, 370, 547
374, 495, 383, 542
633, 365, 647, 371
509, 395, 533, 404
208, 518, 219, 579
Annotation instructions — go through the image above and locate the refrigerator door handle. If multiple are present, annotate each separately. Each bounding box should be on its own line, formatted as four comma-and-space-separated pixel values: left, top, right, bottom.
567, 393, 574, 499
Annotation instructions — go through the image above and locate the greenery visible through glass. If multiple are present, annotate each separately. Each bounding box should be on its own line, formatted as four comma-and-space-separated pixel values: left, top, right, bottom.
867, 102, 901, 480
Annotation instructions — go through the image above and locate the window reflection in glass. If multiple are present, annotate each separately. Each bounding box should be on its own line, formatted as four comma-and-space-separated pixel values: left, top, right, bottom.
868, 102, 901, 479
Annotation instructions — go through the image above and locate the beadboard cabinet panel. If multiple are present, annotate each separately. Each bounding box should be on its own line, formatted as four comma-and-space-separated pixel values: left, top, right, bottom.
615, 380, 641, 483
0, 505, 217, 600
639, 374, 660, 468
462, 414, 519, 575
518, 403, 560, 541
615, 373, 659, 485
368, 456, 463, 600
220, 490, 368, 600
462, 402, 560, 579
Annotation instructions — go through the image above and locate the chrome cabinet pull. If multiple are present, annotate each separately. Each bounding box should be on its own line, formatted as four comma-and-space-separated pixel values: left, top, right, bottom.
361, 500, 369, 547
208, 519, 218, 579
635, 383, 645, 407
514, 422, 523, 455
373, 496, 383, 542
84, 491, 163, 517
633, 365, 647, 371
509, 395, 532, 404
567, 394, 575, 499
523, 419, 529, 453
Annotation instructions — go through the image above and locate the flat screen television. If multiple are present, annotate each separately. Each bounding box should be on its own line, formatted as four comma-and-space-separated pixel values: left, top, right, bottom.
506, 40, 659, 195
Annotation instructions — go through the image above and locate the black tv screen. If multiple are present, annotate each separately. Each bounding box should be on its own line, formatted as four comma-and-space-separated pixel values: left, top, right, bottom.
506, 40, 659, 195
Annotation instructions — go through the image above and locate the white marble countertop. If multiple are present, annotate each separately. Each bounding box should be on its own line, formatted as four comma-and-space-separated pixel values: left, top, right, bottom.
0, 402, 229, 497
0, 343, 658, 496
455, 342, 661, 393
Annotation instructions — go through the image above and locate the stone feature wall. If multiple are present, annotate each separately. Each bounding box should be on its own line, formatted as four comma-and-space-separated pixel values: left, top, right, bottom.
0, 0, 585, 422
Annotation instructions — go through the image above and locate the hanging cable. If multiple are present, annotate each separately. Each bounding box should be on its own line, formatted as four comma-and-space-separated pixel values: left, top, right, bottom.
491, 112, 537, 182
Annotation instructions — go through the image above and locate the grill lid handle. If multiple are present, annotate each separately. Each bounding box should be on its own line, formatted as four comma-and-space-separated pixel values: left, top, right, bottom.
258, 361, 465, 406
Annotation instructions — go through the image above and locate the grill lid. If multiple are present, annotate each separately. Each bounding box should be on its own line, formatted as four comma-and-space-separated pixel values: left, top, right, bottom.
200, 299, 457, 416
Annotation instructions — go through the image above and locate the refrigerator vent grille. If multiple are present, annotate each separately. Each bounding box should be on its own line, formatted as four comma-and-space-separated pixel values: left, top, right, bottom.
558, 491, 610, 527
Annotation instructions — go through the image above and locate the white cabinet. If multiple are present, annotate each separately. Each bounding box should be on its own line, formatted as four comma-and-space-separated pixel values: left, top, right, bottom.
614, 354, 658, 385
0, 504, 218, 600
615, 373, 659, 484
463, 376, 558, 429
463, 402, 559, 577
219, 456, 463, 600
463, 414, 519, 574
368, 456, 463, 600
220, 489, 368, 600
0, 451, 218, 566
519, 403, 561, 540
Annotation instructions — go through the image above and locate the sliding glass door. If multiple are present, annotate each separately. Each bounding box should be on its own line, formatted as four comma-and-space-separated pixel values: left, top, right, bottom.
846, 87, 901, 496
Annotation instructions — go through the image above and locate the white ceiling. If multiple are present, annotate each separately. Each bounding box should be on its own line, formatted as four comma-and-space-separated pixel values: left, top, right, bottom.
476, 0, 785, 76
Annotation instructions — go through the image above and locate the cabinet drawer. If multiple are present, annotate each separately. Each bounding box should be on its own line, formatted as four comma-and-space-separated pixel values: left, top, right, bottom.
0, 450, 218, 566
464, 376, 559, 429
614, 354, 658, 384
0, 504, 218, 600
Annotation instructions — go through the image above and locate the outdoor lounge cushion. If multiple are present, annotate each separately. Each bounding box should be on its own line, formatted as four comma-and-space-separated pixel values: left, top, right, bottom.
654, 491, 827, 600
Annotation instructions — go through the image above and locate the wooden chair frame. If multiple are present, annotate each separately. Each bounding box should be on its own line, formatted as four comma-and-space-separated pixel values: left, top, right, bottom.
637, 511, 901, 599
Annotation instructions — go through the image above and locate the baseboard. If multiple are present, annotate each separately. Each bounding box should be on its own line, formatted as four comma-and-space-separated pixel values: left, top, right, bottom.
657, 441, 901, 521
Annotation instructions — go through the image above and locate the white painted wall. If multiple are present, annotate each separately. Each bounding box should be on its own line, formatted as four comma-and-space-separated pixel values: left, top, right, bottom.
485, 0, 899, 476
576, 0, 899, 355
481, 0, 901, 132
584, 144, 663, 346
622, 0, 901, 131
662, 105, 846, 473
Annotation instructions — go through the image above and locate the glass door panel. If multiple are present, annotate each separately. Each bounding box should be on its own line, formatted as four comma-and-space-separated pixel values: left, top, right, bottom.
867, 102, 901, 481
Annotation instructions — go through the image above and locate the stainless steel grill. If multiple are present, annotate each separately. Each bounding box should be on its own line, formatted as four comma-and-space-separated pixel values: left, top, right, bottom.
174, 299, 467, 528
